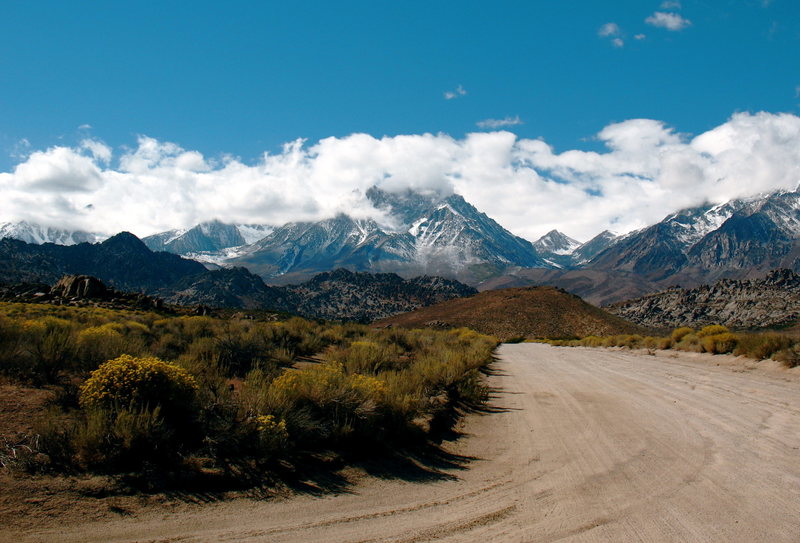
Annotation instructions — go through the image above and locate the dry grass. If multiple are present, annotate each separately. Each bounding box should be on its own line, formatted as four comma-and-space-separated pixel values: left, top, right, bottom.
375, 286, 645, 341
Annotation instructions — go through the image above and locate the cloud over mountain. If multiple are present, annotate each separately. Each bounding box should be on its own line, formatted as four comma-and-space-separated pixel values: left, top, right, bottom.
2, 112, 799, 242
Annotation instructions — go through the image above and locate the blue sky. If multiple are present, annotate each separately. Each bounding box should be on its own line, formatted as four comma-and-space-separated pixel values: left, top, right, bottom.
1, 1, 799, 240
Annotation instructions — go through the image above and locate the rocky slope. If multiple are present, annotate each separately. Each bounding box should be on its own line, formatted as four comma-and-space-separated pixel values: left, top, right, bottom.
607, 268, 800, 330
0, 275, 166, 311
161, 267, 477, 322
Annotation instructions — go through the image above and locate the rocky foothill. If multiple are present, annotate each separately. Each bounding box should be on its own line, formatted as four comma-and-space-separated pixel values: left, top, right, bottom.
607, 268, 800, 330
0, 275, 166, 312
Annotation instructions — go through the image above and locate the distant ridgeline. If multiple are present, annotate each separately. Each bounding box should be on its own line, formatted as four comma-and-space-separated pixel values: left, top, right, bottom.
4, 187, 800, 309
0, 239, 477, 322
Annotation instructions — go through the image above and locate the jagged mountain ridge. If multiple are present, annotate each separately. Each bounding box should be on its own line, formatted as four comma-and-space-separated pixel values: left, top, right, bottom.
0, 233, 207, 293
590, 189, 800, 285
142, 220, 273, 261
0, 221, 104, 246
227, 188, 547, 284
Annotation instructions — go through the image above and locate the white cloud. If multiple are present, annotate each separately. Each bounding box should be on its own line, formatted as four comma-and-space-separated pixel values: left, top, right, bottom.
660, 0, 681, 9
646, 11, 692, 31
2, 112, 800, 242
598, 22, 620, 37
795, 85, 800, 98
444, 84, 467, 100
477, 116, 524, 129
78, 124, 92, 130
612, 38, 625, 48
634, 34, 646, 40
80, 139, 112, 164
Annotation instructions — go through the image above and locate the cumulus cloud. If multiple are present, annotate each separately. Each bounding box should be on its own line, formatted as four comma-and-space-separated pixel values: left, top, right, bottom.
634, 34, 646, 40
443, 84, 467, 100
2, 112, 800, 242
598, 22, 624, 47
660, 0, 681, 9
476, 116, 523, 129
598, 22, 620, 37
646, 11, 692, 31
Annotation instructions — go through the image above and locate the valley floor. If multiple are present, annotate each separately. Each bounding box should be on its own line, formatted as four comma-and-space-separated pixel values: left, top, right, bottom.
6, 344, 800, 542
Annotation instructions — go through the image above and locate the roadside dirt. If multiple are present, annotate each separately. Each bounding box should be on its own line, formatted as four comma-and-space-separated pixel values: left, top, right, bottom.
5, 344, 800, 542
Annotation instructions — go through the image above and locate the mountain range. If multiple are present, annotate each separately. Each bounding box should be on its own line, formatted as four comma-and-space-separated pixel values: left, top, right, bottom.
4, 186, 800, 307
0, 231, 476, 322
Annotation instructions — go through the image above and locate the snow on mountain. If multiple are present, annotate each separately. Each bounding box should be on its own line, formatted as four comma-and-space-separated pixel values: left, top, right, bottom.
236, 224, 274, 245
589, 187, 800, 282
533, 230, 581, 256
225, 188, 547, 283
142, 220, 274, 258
0, 221, 103, 245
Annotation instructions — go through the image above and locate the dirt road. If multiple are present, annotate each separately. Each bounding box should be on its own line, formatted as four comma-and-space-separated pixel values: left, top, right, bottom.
15, 344, 800, 542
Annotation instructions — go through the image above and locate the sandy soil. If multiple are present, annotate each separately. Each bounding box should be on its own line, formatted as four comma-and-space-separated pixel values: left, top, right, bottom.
6, 344, 800, 542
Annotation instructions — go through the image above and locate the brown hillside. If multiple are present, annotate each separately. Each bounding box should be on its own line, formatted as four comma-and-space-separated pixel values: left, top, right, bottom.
375, 286, 645, 340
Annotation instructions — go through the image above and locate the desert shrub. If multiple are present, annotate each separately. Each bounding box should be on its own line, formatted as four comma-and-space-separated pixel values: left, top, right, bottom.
20, 317, 77, 384
328, 340, 402, 374
151, 332, 185, 361
642, 336, 661, 349
619, 334, 644, 349
674, 333, 702, 352
0, 316, 23, 379
75, 324, 128, 372
72, 406, 177, 470
581, 335, 605, 348
267, 362, 386, 443
250, 414, 289, 458
671, 327, 695, 343
734, 333, 793, 360
771, 346, 800, 368
701, 332, 738, 354
79, 355, 199, 428
697, 324, 730, 338
215, 330, 265, 377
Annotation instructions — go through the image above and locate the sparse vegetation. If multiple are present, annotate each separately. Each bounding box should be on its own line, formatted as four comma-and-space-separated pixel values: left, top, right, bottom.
538, 324, 800, 368
0, 301, 497, 486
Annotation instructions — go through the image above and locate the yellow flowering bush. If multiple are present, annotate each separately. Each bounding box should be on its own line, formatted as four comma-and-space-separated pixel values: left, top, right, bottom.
79, 355, 198, 420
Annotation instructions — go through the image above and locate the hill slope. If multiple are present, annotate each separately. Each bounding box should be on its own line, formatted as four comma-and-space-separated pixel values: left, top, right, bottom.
607, 268, 800, 330
375, 286, 644, 340
161, 267, 476, 322
0, 233, 207, 293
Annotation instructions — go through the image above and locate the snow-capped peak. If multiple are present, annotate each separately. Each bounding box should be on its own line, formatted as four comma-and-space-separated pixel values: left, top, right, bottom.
533, 230, 582, 256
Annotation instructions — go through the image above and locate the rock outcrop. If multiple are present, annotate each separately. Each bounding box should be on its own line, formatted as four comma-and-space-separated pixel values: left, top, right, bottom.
607, 269, 800, 330
0, 275, 165, 311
